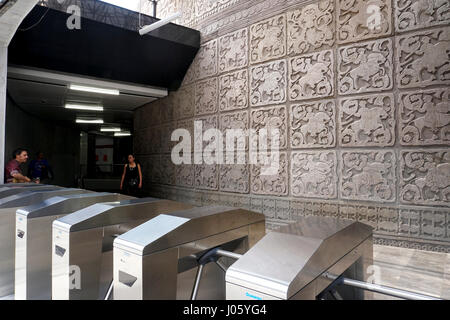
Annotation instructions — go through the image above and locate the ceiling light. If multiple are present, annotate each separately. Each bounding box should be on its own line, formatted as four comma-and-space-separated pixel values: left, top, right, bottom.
139, 12, 182, 36
65, 103, 104, 111
101, 127, 121, 132
76, 119, 104, 124
69, 84, 120, 95
115, 132, 132, 137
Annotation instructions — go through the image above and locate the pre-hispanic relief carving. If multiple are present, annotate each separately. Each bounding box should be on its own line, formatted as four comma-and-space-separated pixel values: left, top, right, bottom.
339, 93, 395, 147
250, 59, 287, 107
251, 105, 288, 150
220, 110, 248, 151
287, 0, 335, 55
160, 154, 175, 185
218, 28, 248, 73
195, 162, 219, 190
396, 27, 450, 89
289, 49, 334, 101
399, 88, 450, 146
219, 69, 248, 112
219, 163, 250, 193
174, 85, 195, 120
340, 151, 396, 202
251, 152, 288, 196
337, 0, 392, 44
291, 151, 337, 199
250, 14, 286, 64
195, 115, 219, 151
399, 206, 449, 240
176, 161, 194, 187
197, 40, 218, 80
338, 38, 393, 95
290, 100, 336, 148
395, 0, 450, 33
400, 150, 450, 206
195, 77, 218, 116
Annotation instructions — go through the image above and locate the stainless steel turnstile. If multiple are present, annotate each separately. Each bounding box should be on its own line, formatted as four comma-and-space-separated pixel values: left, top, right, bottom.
225, 216, 373, 300
0, 188, 91, 298
113, 206, 266, 300
15, 192, 132, 300
0, 184, 59, 199
52, 198, 193, 300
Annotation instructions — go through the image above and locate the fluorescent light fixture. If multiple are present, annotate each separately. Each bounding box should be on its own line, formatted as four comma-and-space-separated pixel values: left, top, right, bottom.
69, 84, 120, 95
139, 12, 182, 36
115, 132, 132, 137
76, 119, 104, 124
65, 103, 104, 111
101, 127, 121, 132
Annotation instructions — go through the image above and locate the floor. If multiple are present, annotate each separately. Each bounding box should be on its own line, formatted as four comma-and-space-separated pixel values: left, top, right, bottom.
370, 244, 450, 300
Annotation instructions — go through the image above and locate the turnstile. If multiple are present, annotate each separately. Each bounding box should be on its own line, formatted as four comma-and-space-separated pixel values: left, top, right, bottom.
225, 216, 373, 300
0, 188, 91, 298
52, 198, 193, 300
0, 184, 59, 199
113, 206, 266, 300
15, 192, 132, 300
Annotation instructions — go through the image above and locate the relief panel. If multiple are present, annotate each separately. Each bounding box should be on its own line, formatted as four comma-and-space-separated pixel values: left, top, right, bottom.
195, 77, 218, 116
250, 152, 289, 196
250, 14, 286, 64
219, 69, 248, 112
251, 105, 288, 150
197, 39, 218, 80
250, 59, 287, 107
218, 28, 248, 73
395, 0, 450, 33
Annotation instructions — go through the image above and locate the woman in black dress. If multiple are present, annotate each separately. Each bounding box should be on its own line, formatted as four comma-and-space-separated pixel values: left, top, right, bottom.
120, 154, 143, 197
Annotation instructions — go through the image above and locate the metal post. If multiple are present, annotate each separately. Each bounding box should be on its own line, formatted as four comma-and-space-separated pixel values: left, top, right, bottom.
190, 264, 204, 300
215, 260, 227, 272
215, 249, 242, 260
104, 279, 114, 300
152, 0, 157, 18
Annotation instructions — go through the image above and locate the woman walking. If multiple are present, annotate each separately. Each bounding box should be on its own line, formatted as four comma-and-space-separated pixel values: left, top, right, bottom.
120, 154, 143, 197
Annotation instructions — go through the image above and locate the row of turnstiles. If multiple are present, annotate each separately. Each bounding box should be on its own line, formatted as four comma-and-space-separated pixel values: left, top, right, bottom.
0, 183, 374, 300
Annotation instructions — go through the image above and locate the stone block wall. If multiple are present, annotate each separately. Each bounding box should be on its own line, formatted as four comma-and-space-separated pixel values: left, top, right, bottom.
134, 0, 450, 252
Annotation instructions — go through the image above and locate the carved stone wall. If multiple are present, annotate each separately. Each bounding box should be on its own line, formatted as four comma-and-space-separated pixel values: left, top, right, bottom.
134, 0, 450, 252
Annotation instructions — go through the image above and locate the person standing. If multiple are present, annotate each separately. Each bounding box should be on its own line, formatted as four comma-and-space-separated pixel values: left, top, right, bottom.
4, 148, 32, 183
28, 151, 53, 184
120, 154, 143, 197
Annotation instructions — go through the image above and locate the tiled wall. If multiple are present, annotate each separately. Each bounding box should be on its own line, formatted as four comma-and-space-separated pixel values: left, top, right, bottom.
134, 0, 450, 252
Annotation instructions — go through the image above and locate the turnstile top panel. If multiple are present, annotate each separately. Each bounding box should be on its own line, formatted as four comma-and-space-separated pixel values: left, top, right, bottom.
16, 192, 129, 219
226, 217, 372, 299
114, 206, 265, 256
0, 184, 56, 199
0, 188, 90, 208
53, 197, 193, 232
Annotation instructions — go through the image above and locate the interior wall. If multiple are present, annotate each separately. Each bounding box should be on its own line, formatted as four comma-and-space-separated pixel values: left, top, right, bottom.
5, 95, 80, 187
134, 0, 450, 252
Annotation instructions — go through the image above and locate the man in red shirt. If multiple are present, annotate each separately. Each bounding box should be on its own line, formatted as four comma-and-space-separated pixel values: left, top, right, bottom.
4, 148, 31, 183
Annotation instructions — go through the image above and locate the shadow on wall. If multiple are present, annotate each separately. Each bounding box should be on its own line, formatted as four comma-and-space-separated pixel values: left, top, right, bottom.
4, 95, 80, 187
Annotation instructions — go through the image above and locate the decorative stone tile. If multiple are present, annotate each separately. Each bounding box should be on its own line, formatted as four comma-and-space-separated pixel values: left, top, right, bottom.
219, 69, 248, 112
250, 59, 287, 107
399, 207, 422, 237
339, 204, 358, 221
287, 0, 335, 55
250, 152, 288, 196
176, 119, 194, 147
399, 88, 450, 146
250, 197, 264, 213
276, 199, 291, 220
250, 105, 288, 150
304, 201, 324, 217
250, 14, 286, 64
160, 123, 176, 154
182, 60, 197, 86
396, 28, 450, 89
160, 154, 176, 185
337, 0, 392, 44
219, 163, 250, 194
291, 151, 337, 199
338, 38, 393, 95
340, 150, 396, 202
400, 149, 450, 206
262, 199, 276, 218
147, 126, 162, 154
395, 0, 450, 33
290, 200, 305, 218
197, 39, 218, 80
195, 161, 219, 190
378, 206, 399, 234
174, 85, 195, 120
175, 162, 194, 187
146, 155, 162, 184
220, 110, 249, 152
321, 202, 340, 218
288, 49, 334, 101
339, 93, 395, 147
160, 96, 175, 123
218, 28, 248, 73
195, 77, 218, 116
290, 100, 336, 148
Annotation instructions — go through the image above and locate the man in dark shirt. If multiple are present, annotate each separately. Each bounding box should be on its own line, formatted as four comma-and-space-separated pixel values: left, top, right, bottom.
4, 148, 31, 183
28, 152, 53, 183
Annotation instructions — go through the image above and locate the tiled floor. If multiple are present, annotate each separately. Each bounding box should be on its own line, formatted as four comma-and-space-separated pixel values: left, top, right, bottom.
371, 244, 450, 300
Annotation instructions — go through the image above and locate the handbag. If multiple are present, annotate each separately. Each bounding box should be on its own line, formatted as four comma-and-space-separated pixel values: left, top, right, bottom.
128, 178, 139, 188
